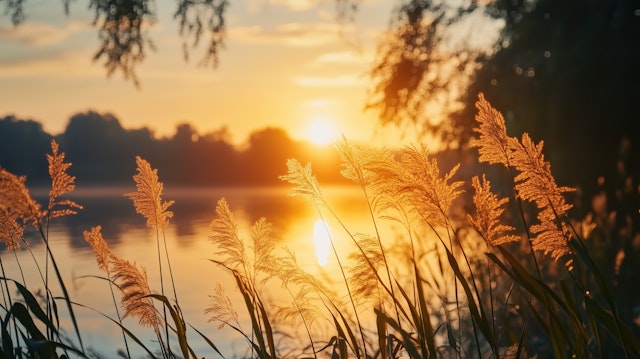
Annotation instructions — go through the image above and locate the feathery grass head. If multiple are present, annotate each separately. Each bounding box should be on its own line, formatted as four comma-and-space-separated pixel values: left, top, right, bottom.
347, 233, 384, 303
251, 217, 276, 276
467, 175, 519, 246
83, 225, 114, 272
275, 286, 322, 326
471, 93, 516, 167
111, 256, 161, 329
209, 198, 248, 272
335, 135, 381, 187
125, 156, 174, 230
352, 144, 464, 229
280, 159, 324, 205
510, 134, 575, 262
510, 134, 574, 213
205, 282, 239, 330
47, 139, 82, 219
0, 207, 22, 251
271, 247, 335, 300
0, 168, 42, 227
472, 95, 575, 263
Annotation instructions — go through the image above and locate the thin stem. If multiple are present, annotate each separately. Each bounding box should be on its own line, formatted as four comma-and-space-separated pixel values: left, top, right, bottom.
285, 286, 317, 359
0, 256, 21, 351
360, 185, 402, 329
106, 269, 132, 359
317, 208, 364, 359
153, 226, 170, 358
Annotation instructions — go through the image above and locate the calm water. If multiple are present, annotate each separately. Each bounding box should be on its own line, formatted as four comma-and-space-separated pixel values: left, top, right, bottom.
5, 185, 380, 358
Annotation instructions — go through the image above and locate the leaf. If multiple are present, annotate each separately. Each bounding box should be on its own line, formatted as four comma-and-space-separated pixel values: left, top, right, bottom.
232, 271, 270, 359
329, 306, 361, 358
414, 265, 437, 357
374, 309, 421, 359
376, 313, 387, 359
584, 295, 640, 356
188, 323, 225, 358
69, 300, 158, 358
255, 295, 276, 359
149, 294, 193, 359
9, 280, 57, 335
442, 245, 494, 350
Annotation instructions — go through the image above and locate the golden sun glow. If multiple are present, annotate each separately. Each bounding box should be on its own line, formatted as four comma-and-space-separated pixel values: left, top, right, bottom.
313, 219, 332, 266
305, 115, 340, 146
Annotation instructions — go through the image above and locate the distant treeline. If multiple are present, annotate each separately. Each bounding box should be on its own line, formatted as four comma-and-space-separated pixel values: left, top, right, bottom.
0, 112, 347, 187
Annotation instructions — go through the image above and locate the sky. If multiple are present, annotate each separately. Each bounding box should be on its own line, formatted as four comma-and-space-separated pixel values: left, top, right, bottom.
0, 0, 499, 147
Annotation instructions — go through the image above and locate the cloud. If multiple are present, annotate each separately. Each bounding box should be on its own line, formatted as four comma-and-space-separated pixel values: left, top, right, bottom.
294, 74, 366, 87
245, 0, 316, 12
230, 22, 353, 47
0, 49, 101, 78
0, 21, 90, 46
312, 51, 370, 66
269, 0, 317, 12
304, 98, 337, 108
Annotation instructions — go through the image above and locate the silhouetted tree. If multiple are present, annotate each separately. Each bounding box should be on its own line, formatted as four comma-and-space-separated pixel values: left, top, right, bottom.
241, 127, 297, 185
367, 0, 640, 194
0, 115, 52, 182
366, 0, 484, 147
0, 112, 345, 185
60, 111, 156, 183
164, 122, 238, 185
463, 0, 640, 194
1, 0, 363, 86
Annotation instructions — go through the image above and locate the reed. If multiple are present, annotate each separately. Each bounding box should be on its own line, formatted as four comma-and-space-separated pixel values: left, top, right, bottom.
0, 95, 638, 358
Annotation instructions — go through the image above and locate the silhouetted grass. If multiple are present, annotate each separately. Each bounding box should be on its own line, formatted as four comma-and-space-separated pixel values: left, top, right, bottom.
1, 95, 639, 358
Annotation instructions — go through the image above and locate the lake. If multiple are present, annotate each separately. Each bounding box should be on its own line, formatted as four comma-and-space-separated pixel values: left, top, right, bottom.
5, 185, 385, 358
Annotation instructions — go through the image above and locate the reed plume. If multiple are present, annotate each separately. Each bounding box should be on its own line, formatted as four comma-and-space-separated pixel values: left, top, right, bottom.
473, 93, 575, 263
280, 159, 324, 206
125, 156, 178, 356
209, 198, 249, 274
335, 136, 381, 187
275, 286, 322, 327
0, 167, 41, 228
83, 225, 114, 272
0, 208, 22, 251
347, 233, 384, 303
510, 134, 574, 261
83, 225, 132, 359
125, 156, 174, 230
270, 247, 334, 299
47, 139, 82, 219
205, 282, 239, 330
111, 256, 161, 329
470, 93, 515, 167
368, 145, 464, 229
251, 217, 275, 277
467, 175, 519, 246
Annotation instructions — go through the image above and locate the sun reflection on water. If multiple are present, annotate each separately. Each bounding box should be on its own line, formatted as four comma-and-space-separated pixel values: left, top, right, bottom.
313, 219, 331, 266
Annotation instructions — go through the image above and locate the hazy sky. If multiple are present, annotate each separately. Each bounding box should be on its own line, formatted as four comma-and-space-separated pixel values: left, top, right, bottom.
0, 0, 498, 147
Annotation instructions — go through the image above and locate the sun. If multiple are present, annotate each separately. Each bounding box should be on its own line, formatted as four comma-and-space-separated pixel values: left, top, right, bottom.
305, 115, 339, 146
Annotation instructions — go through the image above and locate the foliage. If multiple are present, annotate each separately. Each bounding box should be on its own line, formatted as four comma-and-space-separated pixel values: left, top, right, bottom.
0, 95, 639, 358
0, 0, 357, 87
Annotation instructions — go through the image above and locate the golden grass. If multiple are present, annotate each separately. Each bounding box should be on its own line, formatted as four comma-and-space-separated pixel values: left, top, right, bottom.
0, 95, 638, 358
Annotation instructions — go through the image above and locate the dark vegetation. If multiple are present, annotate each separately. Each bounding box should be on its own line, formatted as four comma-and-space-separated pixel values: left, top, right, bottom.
368, 0, 640, 206
0, 113, 344, 186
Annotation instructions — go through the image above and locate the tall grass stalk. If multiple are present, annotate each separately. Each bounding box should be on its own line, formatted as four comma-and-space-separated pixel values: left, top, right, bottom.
2, 94, 640, 358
